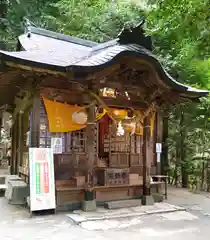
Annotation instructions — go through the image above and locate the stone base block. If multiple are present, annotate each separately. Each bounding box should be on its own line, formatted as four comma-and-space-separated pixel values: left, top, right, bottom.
142, 195, 154, 206
152, 193, 164, 202
6, 180, 28, 205
0, 176, 5, 184
104, 199, 142, 209
82, 200, 96, 212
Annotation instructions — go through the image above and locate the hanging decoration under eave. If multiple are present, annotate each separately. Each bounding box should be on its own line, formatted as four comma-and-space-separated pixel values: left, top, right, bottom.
42, 98, 106, 132
42, 97, 155, 136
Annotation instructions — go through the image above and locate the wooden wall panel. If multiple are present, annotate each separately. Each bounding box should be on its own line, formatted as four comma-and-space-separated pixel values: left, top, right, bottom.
56, 189, 85, 205
95, 187, 129, 201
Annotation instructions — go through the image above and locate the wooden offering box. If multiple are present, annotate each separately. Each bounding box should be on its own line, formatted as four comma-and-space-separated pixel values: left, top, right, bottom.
97, 168, 129, 186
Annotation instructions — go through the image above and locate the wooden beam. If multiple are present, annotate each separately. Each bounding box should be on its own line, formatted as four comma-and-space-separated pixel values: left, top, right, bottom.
30, 90, 40, 148
142, 116, 151, 203
11, 120, 17, 174
17, 112, 23, 171
40, 87, 147, 109
155, 112, 162, 175
13, 91, 34, 123
86, 95, 96, 189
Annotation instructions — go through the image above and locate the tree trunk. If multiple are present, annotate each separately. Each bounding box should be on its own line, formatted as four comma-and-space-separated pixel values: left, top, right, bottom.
207, 159, 210, 192
180, 109, 188, 188
175, 138, 180, 187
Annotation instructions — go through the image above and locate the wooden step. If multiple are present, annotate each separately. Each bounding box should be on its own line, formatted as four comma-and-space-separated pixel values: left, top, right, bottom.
104, 199, 142, 209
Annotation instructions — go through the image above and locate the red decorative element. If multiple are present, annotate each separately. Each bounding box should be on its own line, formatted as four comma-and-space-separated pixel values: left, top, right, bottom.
127, 109, 134, 118
43, 162, 49, 193
99, 114, 109, 155
98, 107, 104, 114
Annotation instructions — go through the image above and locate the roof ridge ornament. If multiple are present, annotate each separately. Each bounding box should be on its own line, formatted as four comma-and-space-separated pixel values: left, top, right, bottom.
118, 18, 153, 51
23, 17, 37, 38
23, 17, 31, 37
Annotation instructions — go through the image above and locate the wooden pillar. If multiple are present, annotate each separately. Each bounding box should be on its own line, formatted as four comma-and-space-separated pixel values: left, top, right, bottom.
142, 116, 154, 205
162, 113, 168, 175
0, 111, 2, 140
156, 112, 163, 175
16, 112, 23, 173
142, 116, 150, 196
11, 119, 17, 174
86, 103, 96, 188
30, 92, 40, 148
82, 89, 97, 211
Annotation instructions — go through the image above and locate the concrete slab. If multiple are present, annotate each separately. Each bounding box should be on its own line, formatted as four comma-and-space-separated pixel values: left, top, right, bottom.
66, 214, 86, 224
67, 202, 186, 224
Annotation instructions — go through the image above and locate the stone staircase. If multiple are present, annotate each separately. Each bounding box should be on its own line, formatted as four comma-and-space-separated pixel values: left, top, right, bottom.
0, 173, 28, 205
0, 174, 7, 197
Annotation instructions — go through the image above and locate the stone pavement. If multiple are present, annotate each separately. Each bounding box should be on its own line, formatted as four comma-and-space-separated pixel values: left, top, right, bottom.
67, 202, 185, 226
1, 186, 210, 239
165, 186, 210, 216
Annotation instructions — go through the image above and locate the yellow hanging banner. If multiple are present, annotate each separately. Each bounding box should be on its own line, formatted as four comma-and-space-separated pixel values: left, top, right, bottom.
42, 97, 155, 135
42, 98, 106, 132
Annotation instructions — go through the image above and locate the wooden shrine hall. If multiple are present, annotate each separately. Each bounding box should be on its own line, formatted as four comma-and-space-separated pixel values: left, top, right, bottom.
0, 20, 208, 211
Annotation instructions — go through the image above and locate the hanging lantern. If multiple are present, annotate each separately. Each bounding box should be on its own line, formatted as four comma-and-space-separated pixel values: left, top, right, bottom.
72, 111, 87, 125
116, 121, 124, 136
113, 109, 121, 116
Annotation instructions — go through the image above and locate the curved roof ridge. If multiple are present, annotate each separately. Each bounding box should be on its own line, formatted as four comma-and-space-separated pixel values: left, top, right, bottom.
24, 24, 97, 48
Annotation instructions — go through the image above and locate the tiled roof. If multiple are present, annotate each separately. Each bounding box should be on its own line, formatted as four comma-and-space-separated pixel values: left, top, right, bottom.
0, 24, 208, 99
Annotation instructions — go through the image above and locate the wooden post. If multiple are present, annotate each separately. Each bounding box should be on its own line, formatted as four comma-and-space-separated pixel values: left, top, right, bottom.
30, 91, 40, 148
82, 89, 97, 211
86, 103, 96, 189
11, 119, 17, 174
142, 116, 154, 205
162, 113, 168, 175
156, 112, 162, 175
16, 112, 23, 173
0, 111, 2, 140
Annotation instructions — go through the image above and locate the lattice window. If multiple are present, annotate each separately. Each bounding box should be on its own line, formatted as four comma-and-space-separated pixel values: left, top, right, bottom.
69, 129, 86, 152
40, 100, 65, 152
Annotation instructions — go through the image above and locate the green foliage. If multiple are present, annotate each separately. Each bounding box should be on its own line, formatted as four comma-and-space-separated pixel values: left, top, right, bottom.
146, 0, 210, 88
40, 0, 145, 42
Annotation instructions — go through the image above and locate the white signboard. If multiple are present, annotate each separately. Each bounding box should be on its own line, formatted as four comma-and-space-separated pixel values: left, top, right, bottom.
157, 153, 161, 163
156, 143, 162, 153
51, 137, 62, 154
29, 148, 56, 212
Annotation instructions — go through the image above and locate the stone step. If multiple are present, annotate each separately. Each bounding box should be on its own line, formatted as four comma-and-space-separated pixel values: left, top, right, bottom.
0, 184, 7, 197
104, 199, 142, 209
152, 193, 164, 202
0, 175, 6, 184
0, 184, 6, 190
